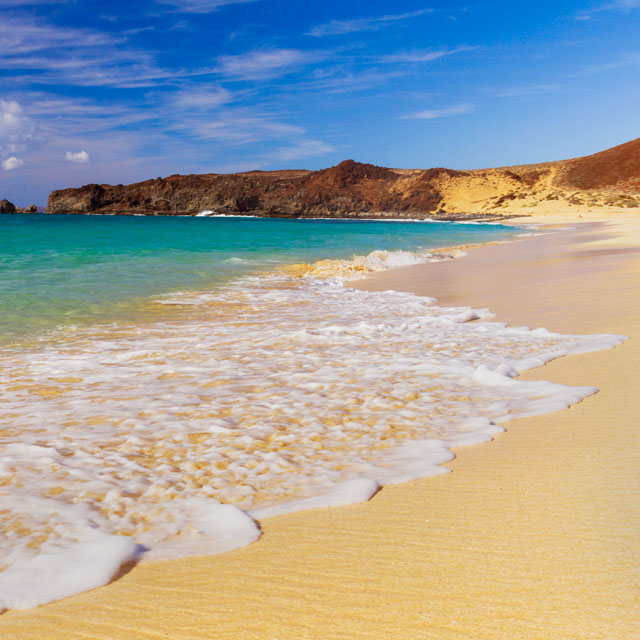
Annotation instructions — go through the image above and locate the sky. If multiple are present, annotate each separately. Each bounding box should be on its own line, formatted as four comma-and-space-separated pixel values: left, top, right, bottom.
1, 0, 639, 204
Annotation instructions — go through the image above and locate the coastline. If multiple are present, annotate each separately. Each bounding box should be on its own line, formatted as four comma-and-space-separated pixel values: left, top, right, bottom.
0, 212, 638, 638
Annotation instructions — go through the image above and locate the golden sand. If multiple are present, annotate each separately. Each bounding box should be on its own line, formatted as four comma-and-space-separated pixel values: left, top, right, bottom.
0, 213, 638, 639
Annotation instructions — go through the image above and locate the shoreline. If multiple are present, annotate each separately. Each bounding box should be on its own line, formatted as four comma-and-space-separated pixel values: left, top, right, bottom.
1, 212, 638, 638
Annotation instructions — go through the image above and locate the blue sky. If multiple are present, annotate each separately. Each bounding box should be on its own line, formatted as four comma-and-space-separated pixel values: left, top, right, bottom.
1, 0, 639, 204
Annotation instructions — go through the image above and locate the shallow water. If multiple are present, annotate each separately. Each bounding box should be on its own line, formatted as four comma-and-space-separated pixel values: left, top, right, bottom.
0, 215, 624, 610
0, 214, 521, 344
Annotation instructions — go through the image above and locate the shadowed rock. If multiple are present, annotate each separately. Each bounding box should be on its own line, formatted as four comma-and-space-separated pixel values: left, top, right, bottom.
0, 199, 16, 213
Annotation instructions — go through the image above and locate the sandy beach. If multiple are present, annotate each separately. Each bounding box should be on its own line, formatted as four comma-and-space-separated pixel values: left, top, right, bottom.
1, 212, 638, 639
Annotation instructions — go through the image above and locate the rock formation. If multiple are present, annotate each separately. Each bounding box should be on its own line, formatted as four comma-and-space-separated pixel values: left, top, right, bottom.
0, 199, 16, 213
0, 200, 38, 213
46, 137, 640, 217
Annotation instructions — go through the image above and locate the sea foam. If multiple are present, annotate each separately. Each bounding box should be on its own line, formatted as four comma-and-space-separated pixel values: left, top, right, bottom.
0, 271, 624, 609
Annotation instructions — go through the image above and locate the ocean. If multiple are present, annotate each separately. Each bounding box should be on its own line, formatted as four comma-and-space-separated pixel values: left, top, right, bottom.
1, 213, 522, 344
0, 213, 623, 609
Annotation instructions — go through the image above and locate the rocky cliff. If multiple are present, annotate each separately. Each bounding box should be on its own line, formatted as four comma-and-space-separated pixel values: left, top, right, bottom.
46, 138, 640, 217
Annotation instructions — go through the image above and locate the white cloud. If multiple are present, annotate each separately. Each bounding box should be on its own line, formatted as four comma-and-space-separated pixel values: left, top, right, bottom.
216, 49, 322, 80
65, 150, 90, 163
577, 0, 640, 19
380, 46, 478, 64
269, 139, 334, 162
2, 156, 24, 171
402, 103, 473, 120
0, 99, 36, 156
157, 0, 259, 12
172, 87, 234, 109
308, 9, 432, 37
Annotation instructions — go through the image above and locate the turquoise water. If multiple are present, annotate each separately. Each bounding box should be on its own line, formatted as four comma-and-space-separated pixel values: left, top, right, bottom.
0, 213, 525, 344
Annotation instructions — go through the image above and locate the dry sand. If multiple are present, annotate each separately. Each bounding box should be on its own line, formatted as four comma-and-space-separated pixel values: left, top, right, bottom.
1, 213, 638, 639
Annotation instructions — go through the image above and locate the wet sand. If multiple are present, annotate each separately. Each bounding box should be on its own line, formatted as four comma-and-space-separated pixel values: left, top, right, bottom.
1, 214, 638, 639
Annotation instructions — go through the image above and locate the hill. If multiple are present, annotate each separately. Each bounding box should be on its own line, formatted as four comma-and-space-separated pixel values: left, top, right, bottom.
46, 137, 640, 218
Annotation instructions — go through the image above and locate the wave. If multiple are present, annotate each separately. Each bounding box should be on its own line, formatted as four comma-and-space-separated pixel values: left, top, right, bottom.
280, 247, 466, 281
196, 210, 259, 218
0, 269, 624, 610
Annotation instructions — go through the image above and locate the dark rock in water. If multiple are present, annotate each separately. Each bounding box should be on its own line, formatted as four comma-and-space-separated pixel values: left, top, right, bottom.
0, 200, 39, 213
0, 199, 16, 213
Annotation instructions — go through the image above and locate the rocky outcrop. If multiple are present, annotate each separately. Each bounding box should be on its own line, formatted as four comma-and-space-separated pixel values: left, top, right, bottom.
46, 137, 640, 217
0, 200, 38, 213
0, 199, 16, 213
45, 160, 496, 218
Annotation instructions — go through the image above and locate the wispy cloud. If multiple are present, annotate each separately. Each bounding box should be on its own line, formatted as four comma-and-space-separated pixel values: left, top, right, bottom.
565, 51, 640, 77
169, 111, 305, 144
494, 83, 559, 98
266, 139, 335, 162
401, 103, 472, 120
0, 16, 173, 88
576, 0, 640, 19
156, 0, 259, 13
293, 69, 406, 95
172, 87, 235, 109
13, 87, 334, 171
307, 9, 432, 37
379, 45, 478, 64
0, 16, 112, 56
215, 48, 323, 80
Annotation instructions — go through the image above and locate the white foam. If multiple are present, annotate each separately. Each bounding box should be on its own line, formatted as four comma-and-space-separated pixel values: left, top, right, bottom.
251, 478, 380, 519
0, 532, 137, 611
0, 272, 625, 609
196, 211, 260, 218
299, 247, 465, 280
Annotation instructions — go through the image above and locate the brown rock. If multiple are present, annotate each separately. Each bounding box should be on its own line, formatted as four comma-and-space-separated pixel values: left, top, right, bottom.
45, 137, 640, 217
0, 199, 16, 213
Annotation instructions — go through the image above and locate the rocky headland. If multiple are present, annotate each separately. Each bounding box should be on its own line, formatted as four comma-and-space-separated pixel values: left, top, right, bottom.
46, 137, 640, 218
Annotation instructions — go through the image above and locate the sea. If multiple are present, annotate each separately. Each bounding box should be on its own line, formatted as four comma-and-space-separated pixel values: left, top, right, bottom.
0, 213, 623, 609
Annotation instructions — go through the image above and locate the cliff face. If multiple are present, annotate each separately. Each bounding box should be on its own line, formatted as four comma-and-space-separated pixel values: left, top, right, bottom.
46, 138, 640, 217
46, 161, 443, 218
